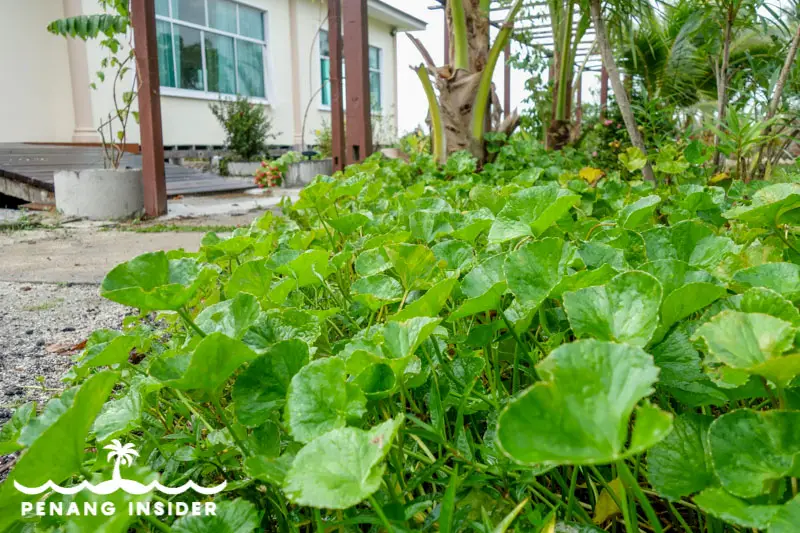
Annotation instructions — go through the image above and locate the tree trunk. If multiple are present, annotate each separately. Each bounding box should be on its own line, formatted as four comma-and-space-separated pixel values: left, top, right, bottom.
589, 0, 655, 182
714, 6, 734, 169
767, 23, 800, 120
753, 23, 800, 178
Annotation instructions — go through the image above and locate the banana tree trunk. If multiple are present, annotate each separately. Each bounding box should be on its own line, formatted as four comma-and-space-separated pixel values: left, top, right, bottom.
589, 0, 655, 182
713, 6, 734, 169
413, 0, 522, 164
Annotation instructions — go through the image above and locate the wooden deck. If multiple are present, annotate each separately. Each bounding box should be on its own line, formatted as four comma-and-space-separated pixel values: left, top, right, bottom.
0, 143, 254, 199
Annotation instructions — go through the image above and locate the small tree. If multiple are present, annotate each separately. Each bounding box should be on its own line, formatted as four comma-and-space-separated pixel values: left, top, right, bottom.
48, 0, 135, 170
209, 96, 277, 161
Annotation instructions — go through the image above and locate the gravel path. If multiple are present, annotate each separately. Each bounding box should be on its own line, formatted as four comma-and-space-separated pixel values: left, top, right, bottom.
0, 282, 129, 424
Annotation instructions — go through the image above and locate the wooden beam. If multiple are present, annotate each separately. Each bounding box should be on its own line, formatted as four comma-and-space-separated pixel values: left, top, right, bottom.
131, 0, 166, 217
343, 0, 372, 163
327, 0, 346, 172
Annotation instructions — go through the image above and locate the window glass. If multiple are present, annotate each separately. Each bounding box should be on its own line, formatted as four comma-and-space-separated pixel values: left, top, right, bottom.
156, 20, 176, 88
206, 33, 236, 94
320, 58, 330, 106
319, 29, 329, 57
174, 25, 204, 90
369, 71, 381, 111
368, 46, 380, 70
239, 5, 264, 40
208, 0, 237, 33
237, 40, 265, 97
171, 0, 205, 25
155, 0, 170, 17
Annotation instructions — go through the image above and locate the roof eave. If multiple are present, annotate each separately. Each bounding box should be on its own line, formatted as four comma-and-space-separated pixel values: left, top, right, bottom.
367, 0, 427, 32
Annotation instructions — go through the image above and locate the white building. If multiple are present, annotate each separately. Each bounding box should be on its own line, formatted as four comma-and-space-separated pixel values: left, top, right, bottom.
0, 0, 425, 149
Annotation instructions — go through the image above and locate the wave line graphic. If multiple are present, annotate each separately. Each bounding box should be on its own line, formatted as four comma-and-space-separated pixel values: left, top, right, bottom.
14, 479, 227, 496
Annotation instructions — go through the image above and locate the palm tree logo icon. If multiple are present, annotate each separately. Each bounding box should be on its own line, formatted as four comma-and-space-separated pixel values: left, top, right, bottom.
105, 440, 139, 483
15, 440, 226, 496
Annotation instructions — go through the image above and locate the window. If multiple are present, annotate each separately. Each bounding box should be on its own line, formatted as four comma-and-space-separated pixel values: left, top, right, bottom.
155, 0, 267, 99
368, 46, 382, 111
319, 30, 381, 111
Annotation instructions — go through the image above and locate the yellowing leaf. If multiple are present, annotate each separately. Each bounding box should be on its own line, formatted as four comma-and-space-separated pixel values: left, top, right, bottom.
710, 172, 729, 184
579, 167, 605, 184
593, 477, 625, 524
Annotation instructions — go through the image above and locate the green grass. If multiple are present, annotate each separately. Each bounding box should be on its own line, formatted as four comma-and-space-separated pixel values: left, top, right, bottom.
121, 223, 240, 234
22, 298, 64, 312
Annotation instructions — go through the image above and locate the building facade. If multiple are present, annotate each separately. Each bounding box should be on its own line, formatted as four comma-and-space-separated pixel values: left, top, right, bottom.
0, 0, 425, 148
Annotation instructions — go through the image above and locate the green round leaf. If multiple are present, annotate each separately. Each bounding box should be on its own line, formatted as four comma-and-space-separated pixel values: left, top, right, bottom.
497, 340, 670, 465
283, 417, 403, 509
563, 271, 663, 346
708, 409, 800, 498
285, 357, 367, 443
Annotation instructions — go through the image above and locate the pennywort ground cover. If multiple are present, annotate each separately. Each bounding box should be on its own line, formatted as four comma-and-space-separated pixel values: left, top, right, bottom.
1, 150, 800, 532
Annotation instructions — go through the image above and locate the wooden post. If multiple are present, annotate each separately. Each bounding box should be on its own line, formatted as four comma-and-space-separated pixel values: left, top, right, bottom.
131, 0, 167, 217
503, 43, 511, 118
600, 65, 608, 119
328, 0, 346, 172
343, 0, 372, 163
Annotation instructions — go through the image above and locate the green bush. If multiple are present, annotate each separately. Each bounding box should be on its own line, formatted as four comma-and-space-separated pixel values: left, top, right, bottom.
2, 151, 799, 532
210, 95, 277, 161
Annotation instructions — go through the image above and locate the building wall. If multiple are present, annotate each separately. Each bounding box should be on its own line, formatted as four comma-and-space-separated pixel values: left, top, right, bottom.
0, 0, 76, 143
0, 0, 401, 148
296, 2, 398, 148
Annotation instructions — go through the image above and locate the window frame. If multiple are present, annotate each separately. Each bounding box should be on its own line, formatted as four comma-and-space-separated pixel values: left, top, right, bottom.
318, 29, 384, 114
156, 0, 270, 104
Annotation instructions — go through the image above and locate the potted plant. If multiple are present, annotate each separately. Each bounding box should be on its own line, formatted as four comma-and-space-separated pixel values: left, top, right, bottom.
48, 0, 144, 220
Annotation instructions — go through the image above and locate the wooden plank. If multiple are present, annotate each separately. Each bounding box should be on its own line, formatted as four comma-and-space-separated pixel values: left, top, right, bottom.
0, 143, 253, 198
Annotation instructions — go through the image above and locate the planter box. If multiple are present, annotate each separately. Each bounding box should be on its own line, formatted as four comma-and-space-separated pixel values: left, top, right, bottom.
54, 169, 144, 220
226, 161, 262, 177
284, 159, 333, 187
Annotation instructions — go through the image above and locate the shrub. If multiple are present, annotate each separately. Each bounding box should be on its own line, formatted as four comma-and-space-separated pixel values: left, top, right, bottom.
209, 95, 277, 161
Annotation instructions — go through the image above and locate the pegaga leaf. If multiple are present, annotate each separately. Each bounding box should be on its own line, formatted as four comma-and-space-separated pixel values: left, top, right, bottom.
733, 262, 800, 301
355, 247, 392, 277
732, 287, 800, 324
618, 146, 647, 172
641, 259, 727, 329
497, 340, 671, 465
769, 495, 800, 533
504, 237, 565, 309
100, 252, 217, 311
351, 275, 404, 311
0, 371, 118, 531
276, 249, 332, 288
243, 308, 322, 352
385, 243, 439, 290
195, 293, 262, 339
708, 409, 800, 498
0, 403, 35, 455
165, 333, 258, 394
390, 277, 457, 321
409, 210, 454, 243
618, 195, 660, 230
646, 413, 716, 500
172, 498, 260, 533
451, 254, 507, 320
694, 488, 781, 529
233, 340, 310, 427
563, 271, 662, 347
432, 239, 476, 273
226, 259, 273, 299
643, 220, 737, 270
723, 183, 800, 228
692, 311, 797, 387
283, 416, 404, 509
488, 184, 580, 243
285, 357, 367, 444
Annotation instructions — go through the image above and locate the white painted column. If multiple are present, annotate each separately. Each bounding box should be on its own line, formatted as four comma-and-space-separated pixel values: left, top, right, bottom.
63, 0, 99, 143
